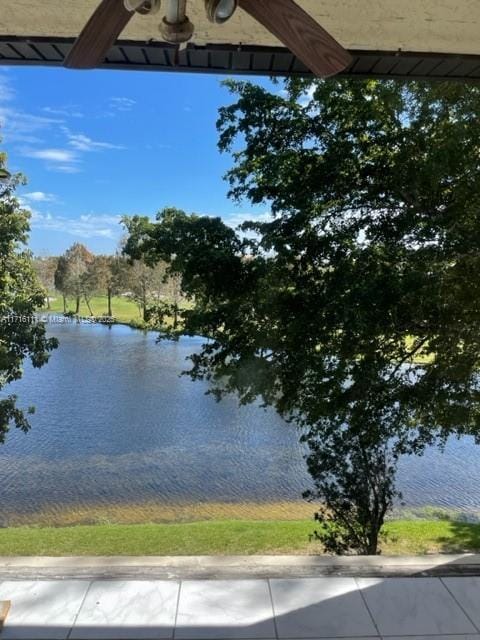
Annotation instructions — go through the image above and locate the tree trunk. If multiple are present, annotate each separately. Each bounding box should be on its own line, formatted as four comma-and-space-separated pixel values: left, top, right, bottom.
173, 304, 179, 330
107, 288, 113, 317
75, 296, 80, 314
62, 295, 67, 313
142, 289, 148, 322
46, 294, 51, 310
367, 528, 380, 555
84, 294, 93, 316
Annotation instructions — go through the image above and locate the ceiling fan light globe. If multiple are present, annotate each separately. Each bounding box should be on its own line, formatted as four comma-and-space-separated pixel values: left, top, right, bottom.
205, 0, 238, 24
124, 0, 161, 14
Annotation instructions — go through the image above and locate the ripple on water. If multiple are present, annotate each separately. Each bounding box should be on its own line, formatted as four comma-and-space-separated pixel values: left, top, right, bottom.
1, 322, 480, 525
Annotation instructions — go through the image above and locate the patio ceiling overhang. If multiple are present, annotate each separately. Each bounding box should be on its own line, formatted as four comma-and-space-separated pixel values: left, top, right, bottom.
1, 0, 480, 81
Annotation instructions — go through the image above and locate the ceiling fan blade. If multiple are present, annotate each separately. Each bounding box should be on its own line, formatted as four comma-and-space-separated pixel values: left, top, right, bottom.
238, 0, 352, 78
65, 0, 134, 69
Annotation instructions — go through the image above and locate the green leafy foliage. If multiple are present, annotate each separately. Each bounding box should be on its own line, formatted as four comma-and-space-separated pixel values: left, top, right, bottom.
0, 151, 58, 443
124, 79, 480, 553
54, 242, 95, 314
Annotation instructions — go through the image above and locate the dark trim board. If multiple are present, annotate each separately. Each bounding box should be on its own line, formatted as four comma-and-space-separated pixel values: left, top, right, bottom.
1, 36, 480, 81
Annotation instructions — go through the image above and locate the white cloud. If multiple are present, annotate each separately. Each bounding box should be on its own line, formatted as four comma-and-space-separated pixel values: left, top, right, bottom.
298, 85, 316, 107
1, 75, 123, 173
23, 191, 57, 203
224, 210, 272, 229
109, 97, 136, 112
42, 106, 84, 118
24, 148, 78, 163
20, 147, 80, 173
30, 211, 123, 239
0, 74, 63, 144
0, 72, 15, 102
222, 211, 273, 243
19, 127, 123, 172
67, 132, 124, 152
53, 164, 82, 174
0, 106, 62, 144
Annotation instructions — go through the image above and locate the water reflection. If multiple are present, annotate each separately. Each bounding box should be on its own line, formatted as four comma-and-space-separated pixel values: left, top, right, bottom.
1, 322, 480, 525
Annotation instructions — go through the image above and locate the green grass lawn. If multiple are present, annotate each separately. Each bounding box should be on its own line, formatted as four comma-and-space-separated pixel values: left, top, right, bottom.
44, 294, 142, 324
382, 519, 480, 554
0, 519, 478, 556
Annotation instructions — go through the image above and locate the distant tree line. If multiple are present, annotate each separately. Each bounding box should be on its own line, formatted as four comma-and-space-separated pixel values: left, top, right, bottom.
33, 243, 183, 323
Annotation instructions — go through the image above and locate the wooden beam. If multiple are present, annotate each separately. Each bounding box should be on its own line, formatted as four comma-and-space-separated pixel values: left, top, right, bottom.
238, 0, 352, 77
64, 0, 133, 69
0, 600, 11, 630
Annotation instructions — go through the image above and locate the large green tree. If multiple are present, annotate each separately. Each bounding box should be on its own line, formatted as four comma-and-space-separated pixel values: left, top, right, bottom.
91, 254, 130, 318
54, 243, 95, 314
0, 151, 57, 443
32, 256, 58, 310
124, 80, 480, 553
127, 258, 168, 323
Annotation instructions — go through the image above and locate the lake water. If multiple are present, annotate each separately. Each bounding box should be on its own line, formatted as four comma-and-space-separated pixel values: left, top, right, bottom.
1, 321, 480, 525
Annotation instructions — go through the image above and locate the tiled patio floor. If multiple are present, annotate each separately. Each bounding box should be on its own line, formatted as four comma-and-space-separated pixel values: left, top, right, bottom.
1, 576, 480, 640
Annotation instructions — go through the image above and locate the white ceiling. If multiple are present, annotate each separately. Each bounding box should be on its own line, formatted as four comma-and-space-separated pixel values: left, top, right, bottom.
1, 0, 480, 55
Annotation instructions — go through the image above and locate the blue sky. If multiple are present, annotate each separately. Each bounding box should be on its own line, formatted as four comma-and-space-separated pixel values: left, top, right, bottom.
0, 66, 274, 255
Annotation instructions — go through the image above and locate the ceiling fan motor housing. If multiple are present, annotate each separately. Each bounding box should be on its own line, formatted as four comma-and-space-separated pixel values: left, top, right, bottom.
160, 15, 194, 42
159, 0, 194, 43
160, 17, 194, 44
65, 0, 352, 76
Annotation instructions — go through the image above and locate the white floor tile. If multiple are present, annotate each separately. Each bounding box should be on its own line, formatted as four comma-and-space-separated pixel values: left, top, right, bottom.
357, 578, 477, 637
0, 580, 89, 640
70, 580, 179, 639
386, 636, 480, 640
175, 579, 276, 639
442, 577, 480, 631
270, 577, 377, 638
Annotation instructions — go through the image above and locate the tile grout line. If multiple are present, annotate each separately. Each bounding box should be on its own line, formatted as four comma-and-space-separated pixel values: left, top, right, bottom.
380, 633, 479, 640
66, 579, 94, 640
266, 579, 279, 640
440, 577, 480, 634
354, 577, 382, 639
381, 635, 480, 639
172, 579, 183, 639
